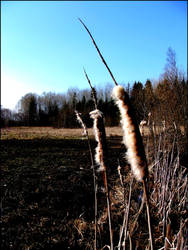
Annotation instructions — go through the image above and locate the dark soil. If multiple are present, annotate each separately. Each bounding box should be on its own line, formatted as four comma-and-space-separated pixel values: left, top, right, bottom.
2, 135, 186, 249
1, 137, 130, 249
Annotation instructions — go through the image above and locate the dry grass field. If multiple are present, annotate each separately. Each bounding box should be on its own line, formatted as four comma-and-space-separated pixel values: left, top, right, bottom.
1, 126, 123, 140
1, 126, 187, 249
1, 126, 125, 249
2, 125, 178, 140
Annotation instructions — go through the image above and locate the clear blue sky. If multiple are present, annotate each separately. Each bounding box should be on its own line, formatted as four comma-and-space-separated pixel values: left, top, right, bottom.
1, 1, 187, 110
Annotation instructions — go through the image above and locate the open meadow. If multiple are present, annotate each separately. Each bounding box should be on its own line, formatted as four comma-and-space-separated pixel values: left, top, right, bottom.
0, 126, 124, 140
1, 126, 187, 249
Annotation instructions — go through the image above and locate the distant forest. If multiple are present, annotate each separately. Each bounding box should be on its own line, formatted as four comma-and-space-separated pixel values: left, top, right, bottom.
1, 48, 188, 133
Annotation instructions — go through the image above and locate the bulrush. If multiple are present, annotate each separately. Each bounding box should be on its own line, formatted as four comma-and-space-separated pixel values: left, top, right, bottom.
112, 85, 153, 249
90, 109, 108, 172
90, 109, 113, 249
112, 85, 148, 182
79, 18, 153, 249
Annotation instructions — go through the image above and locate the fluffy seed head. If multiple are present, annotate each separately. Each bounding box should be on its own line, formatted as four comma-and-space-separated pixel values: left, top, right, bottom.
90, 109, 103, 120
112, 85, 125, 101
112, 85, 147, 182
75, 111, 87, 136
90, 109, 106, 172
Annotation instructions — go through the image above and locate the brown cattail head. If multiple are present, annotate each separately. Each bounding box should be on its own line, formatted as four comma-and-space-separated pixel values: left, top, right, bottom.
90, 109, 108, 172
112, 85, 148, 182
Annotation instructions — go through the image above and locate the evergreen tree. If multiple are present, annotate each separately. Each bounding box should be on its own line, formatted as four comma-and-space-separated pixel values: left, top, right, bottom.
144, 79, 155, 115
131, 81, 145, 122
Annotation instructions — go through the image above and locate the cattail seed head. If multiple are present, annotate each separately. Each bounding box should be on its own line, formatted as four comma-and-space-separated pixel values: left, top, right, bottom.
112, 85, 148, 182
90, 109, 107, 172
112, 85, 125, 100
90, 109, 103, 120
75, 110, 87, 136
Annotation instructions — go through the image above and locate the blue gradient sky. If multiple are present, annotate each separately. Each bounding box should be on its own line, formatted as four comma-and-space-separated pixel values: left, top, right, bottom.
1, 1, 187, 110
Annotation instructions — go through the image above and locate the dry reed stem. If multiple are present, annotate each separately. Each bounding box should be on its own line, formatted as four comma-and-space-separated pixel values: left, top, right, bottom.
90, 109, 113, 250
118, 211, 126, 250
83, 68, 98, 109
123, 176, 133, 250
152, 133, 188, 249
128, 232, 132, 250
164, 223, 172, 250
143, 180, 154, 250
79, 18, 154, 249
117, 164, 125, 250
79, 18, 118, 86
84, 70, 113, 249
176, 219, 188, 250
75, 110, 97, 250
130, 192, 145, 237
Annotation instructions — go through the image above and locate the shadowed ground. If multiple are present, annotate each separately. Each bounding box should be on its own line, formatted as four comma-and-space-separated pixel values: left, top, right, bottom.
1, 127, 187, 249
1, 132, 129, 249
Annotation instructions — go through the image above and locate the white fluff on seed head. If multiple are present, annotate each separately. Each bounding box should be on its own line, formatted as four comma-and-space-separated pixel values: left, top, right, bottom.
112, 85, 146, 182
112, 85, 125, 100
89, 109, 103, 119
90, 109, 105, 172
90, 109, 103, 144
75, 111, 87, 136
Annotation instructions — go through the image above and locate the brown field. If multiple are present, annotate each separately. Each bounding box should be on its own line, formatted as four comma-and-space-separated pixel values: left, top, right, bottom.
1, 126, 187, 249
1, 126, 127, 249
1, 126, 124, 140
1, 125, 176, 140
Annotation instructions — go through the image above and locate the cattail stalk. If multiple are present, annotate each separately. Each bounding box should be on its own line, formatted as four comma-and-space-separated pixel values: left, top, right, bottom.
79, 19, 153, 248
83, 68, 98, 110
75, 110, 97, 250
84, 70, 113, 248
90, 109, 113, 250
112, 85, 153, 250
79, 18, 118, 86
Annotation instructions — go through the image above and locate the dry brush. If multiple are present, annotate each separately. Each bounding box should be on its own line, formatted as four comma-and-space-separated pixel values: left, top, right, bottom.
77, 18, 187, 250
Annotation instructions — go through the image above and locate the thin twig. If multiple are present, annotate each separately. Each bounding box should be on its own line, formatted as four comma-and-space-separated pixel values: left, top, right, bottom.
130, 194, 145, 237
117, 163, 126, 250
123, 176, 133, 250
143, 179, 154, 250
87, 133, 98, 250
79, 18, 118, 86
118, 211, 126, 250
128, 232, 132, 250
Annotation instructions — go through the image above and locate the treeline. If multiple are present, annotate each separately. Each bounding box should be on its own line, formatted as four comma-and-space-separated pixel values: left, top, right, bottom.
1, 84, 119, 128
1, 78, 187, 129
1, 48, 188, 131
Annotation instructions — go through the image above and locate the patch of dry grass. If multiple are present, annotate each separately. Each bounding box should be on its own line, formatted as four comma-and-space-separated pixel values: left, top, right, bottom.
1, 125, 177, 140
1, 126, 124, 140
